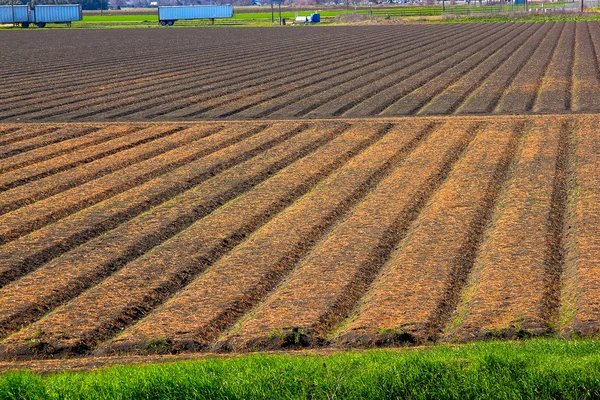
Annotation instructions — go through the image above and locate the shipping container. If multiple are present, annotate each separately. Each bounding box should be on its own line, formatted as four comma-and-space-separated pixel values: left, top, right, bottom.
32, 5, 82, 27
0, 5, 29, 24
158, 5, 233, 25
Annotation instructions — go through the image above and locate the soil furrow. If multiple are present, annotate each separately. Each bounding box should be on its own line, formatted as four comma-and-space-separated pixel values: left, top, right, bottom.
0, 126, 97, 159
496, 22, 565, 113
0, 125, 187, 191
534, 22, 575, 113
337, 120, 524, 346
18, 29, 397, 122
0, 124, 225, 215
0, 123, 353, 340
379, 23, 534, 116
348, 24, 528, 117
560, 116, 600, 337
0, 123, 306, 285
306, 23, 501, 118
0, 126, 61, 148
180, 23, 471, 121
0, 122, 372, 360
456, 21, 553, 114
134, 27, 441, 120
0, 125, 139, 174
186, 26, 470, 120
218, 119, 478, 351
445, 118, 566, 341
418, 23, 547, 116
101, 120, 436, 354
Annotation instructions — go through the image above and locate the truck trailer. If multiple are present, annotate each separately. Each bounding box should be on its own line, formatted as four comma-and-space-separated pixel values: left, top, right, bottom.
0, 4, 82, 28
158, 5, 233, 26
0, 5, 30, 25
31, 5, 82, 28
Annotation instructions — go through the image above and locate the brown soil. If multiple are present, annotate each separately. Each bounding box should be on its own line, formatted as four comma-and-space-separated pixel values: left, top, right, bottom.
2, 23, 600, 122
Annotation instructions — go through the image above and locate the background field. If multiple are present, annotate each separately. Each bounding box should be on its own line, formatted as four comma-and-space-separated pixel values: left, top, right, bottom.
0, 113, 597, 361
3, 22, 600, 122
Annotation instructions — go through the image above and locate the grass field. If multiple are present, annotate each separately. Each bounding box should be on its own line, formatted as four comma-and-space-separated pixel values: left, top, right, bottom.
2, 339, 600, 399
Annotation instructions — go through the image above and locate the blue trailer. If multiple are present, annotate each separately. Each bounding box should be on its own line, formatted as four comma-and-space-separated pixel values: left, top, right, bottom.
158, 5, 233, 26
1, 4, 81, 28
0, 5, 29, 25
31, 5, 82, 28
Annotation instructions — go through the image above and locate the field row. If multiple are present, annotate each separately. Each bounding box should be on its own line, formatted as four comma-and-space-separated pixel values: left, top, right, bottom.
3, 22, 600, 122
0, 116, 597, 360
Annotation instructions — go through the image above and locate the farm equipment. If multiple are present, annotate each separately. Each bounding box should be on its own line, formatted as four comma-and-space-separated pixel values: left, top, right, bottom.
158, 5, 233, 26
0, 4, 82, 28
294, 13, 320, 24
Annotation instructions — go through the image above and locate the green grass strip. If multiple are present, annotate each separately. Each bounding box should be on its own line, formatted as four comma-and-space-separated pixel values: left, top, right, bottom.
3, 338, 600, 399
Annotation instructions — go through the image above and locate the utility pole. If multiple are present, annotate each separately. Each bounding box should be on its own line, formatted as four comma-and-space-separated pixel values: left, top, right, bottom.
271, 0, 274, 22
278, 0, 281, 24
11, 0, 15, 27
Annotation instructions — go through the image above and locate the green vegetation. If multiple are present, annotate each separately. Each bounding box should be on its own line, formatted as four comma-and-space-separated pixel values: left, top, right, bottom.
3, 339, 600, 399
83, 15, 158, 21
433, 12, 600, 22
1, 5, 599, 28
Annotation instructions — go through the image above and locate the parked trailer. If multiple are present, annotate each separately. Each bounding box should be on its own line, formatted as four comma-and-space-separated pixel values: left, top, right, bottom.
0, 5, 29, 25
294, 13, 320, 24
158, 5, 233, 26
30, 5, 82, 28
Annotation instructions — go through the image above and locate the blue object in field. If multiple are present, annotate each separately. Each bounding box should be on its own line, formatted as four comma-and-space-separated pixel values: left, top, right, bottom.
514, 0, 525, 4
310, 13, 320, 23
33, 5, 82, 23
158, 5, 233, 25
0, 5, 29, 23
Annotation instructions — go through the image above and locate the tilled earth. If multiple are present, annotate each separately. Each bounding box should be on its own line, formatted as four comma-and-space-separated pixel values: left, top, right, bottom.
0, 115, 598, 362
2, 21, 600, 122
1, 23, 600, 370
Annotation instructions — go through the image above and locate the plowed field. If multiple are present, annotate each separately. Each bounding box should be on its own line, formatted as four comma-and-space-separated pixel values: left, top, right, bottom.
4, 21, 600, 122
0, 115, 598, 361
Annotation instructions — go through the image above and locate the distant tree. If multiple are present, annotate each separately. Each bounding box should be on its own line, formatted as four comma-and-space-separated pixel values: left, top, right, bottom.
109, 0, 125, 8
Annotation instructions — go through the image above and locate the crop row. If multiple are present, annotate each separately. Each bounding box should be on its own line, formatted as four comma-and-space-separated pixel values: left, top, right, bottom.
3, 22, 600, 122
0, 115, 597, 360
